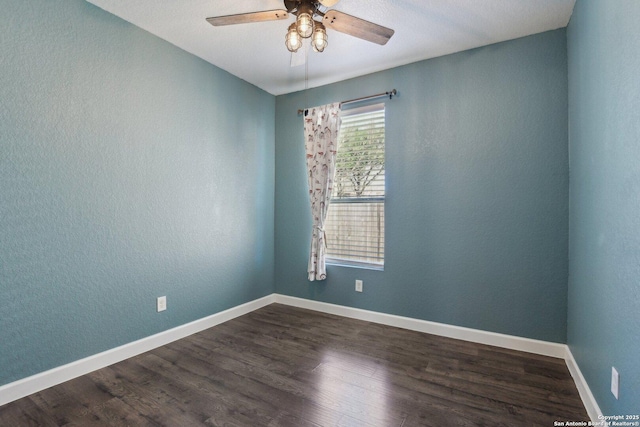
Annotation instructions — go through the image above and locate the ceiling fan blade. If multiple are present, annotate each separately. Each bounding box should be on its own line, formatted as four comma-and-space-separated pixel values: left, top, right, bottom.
323, 10, 394, 45
291, 49, 306, 67
318, 0, 340, 6
206, 9, 288, 27
291, 39, 310, 67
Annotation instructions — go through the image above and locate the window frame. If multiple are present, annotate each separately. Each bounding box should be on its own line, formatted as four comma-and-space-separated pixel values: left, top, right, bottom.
325, 102, 386, 270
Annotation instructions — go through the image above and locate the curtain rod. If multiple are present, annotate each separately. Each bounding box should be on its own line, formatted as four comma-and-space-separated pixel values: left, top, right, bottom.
297, 89, 397, 115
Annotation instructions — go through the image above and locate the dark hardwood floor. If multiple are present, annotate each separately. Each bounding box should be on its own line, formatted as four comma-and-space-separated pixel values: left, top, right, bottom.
0, 303, 588, 426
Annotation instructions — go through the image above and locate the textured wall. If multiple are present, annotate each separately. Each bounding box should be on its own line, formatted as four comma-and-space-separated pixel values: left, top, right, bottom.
0, 0, 274, 386
275, 29, 569, 343
567, 0, 640, 415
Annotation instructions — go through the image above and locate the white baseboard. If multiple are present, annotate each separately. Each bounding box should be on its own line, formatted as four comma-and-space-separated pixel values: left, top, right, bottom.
274, 294, 567, 358
0, 291, 600, 421
565, 346, 603, 423
0, 294, 276, 407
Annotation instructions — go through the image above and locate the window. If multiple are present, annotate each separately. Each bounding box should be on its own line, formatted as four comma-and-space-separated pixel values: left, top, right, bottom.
325, 103, 385, 268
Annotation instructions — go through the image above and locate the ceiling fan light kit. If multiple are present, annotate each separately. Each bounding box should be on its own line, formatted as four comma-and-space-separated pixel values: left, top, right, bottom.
312, 22, 328, 52
295, 2, 315, 39
207, 0, 394, 56
285, 23, 303, 52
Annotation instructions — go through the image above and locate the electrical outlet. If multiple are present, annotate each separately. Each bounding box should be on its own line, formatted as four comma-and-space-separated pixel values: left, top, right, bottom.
157, 296, 167, 312
611, 367, 619, 399
355, 280, 363, 292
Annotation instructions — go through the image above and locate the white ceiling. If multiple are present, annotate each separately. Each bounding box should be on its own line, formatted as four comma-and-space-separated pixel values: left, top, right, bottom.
86, 0, 576, 95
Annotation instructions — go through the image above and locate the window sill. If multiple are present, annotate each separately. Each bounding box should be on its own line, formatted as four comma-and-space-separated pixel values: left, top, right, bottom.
326, 258, 384, 272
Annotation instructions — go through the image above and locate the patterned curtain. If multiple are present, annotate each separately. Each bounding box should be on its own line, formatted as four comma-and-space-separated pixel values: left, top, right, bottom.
304, 103, 341, 281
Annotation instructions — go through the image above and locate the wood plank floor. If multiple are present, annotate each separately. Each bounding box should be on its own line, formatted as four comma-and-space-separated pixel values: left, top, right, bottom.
0, 303, 588, 426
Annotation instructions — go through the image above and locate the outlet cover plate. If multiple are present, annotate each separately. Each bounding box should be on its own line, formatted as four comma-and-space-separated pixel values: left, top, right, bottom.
611, 367, 619, 399
355, 280, 363, 292
157, 296, 167, 312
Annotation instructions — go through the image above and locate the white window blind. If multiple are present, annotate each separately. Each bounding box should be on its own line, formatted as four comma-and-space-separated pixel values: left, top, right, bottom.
325, 103, 385, 267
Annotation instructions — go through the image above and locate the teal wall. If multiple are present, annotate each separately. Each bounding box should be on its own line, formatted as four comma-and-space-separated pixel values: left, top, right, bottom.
567, 0, 640, 415
0, 1, 275, 386
5, 0, 637, 415
275, 30, 569, 343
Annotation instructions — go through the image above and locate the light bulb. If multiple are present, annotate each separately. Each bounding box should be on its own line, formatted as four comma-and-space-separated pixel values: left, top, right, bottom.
311, 22, 328, 52
285, 23, 302, 52
296, 4, 314, 38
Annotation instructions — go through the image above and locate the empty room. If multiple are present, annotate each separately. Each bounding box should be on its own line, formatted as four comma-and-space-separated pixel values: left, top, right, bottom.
1, 0, 638, 425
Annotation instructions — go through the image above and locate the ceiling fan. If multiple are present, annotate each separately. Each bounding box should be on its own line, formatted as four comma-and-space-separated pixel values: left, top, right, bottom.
206, 0, 394, 55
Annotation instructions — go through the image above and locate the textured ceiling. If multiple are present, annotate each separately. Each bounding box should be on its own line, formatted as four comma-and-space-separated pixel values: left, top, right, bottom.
85, 0, 576, 95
